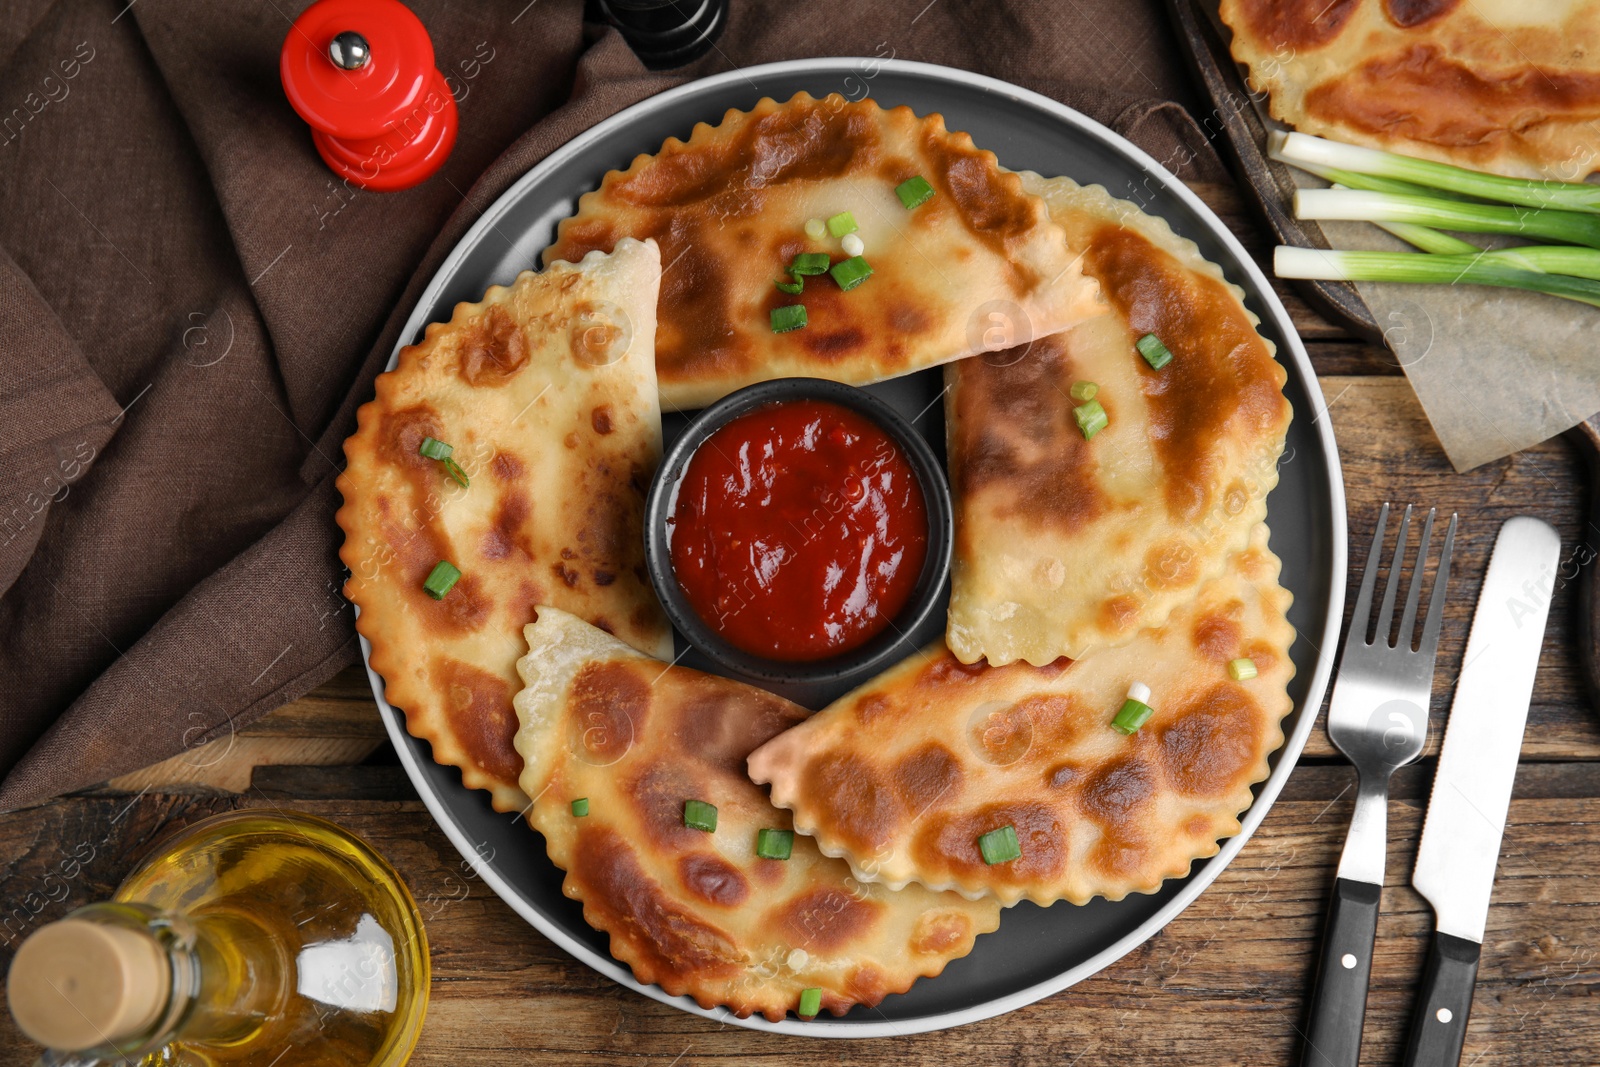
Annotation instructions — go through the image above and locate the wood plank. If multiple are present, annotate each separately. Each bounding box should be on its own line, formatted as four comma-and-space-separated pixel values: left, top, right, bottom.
1303, 377, 1600, 761
0, 777, 1591, 1065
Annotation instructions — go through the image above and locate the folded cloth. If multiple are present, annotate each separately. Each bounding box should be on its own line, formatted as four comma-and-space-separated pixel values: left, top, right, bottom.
0, 0, 1225, 809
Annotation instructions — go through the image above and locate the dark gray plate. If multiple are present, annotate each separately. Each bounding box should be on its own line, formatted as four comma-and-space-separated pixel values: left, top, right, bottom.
357, 58, 1348, 1037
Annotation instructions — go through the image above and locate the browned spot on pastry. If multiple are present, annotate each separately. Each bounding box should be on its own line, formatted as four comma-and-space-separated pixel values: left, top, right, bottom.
674, 683, 801, 774
1079, 756, 1157, 825
916, 651, 989, 689
1090, 828, 1150, 878
844, 963, 890, 1006
1045, 761, 1083, 791
910, 911, 973, 956
893, 743, 964, 812
1193, 612, 1242, 662
1185, 815, 1212, 837
1384, 0, 1461, 29
1232, 0, 1357, 51
431, 659, 520, 783
490, 452, 523, 481
457, 303, 530, 385
948, 334, 1104, 529
377, 406, 446, 470
570, 827, 741, 978
1144, 538, 1201, 591
968, 701, 1035, 766
1158, 683, 1264, 796
624, 761, 703, 850
553, 561, 581, 587
481, 491, 533, 562
570, 660, 651, 764
1027, 693, 1096, 750
913, 802, 1066, 882
1306, 45, 1600, 157
1097, 594, 1141, 635
591, 406, 614, 435
1084, 224, 1287, 522
773, 887, 882, 951
854, 693, 897, 725
677, 852, 749, 907
1242, 639, 1279, 674
801, 751, 900, 853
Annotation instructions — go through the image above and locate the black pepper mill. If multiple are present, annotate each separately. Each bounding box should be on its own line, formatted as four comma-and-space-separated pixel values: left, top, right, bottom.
594, 0, 728, 69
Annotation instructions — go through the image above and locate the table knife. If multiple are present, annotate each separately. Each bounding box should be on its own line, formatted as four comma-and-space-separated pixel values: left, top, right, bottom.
1404, 516, 1560, 1067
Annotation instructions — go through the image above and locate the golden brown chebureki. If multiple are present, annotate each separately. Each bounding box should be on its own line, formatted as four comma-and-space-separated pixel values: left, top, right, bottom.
337, 239, 672, 812
749, 526, 1295, 907
1220, 0, 1600, 178
544, 92, 1102, 410
514, 608, 1001, 1020
944, 174, 1291, 666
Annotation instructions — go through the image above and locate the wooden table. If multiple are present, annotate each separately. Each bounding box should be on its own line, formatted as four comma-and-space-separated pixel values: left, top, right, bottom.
2, 182, 1596, 1065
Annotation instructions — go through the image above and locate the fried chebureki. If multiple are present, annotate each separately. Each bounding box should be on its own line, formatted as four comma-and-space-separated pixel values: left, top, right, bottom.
944, 174, 1291, 666
1220, 0, 1600, 179
749, 526, 1295, 907
543, 92, 1103, 411
512, 608, 1001, 1020
337, 239, 672, 813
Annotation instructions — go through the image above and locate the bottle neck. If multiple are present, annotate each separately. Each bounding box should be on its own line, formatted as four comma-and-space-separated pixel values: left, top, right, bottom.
12, 902, 290, 1065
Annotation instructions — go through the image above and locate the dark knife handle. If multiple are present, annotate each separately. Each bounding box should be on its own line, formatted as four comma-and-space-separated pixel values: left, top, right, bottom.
1300, 877, 1382, 1067
1402, 931, 1482, 1067
1570, 414, 1600, 713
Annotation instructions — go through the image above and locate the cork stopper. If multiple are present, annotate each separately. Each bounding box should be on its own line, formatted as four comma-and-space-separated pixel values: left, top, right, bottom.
7, 918, 170, 1052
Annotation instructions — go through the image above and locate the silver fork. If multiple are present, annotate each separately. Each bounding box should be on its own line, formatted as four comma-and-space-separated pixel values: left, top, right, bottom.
1301, 503, 1457, 1067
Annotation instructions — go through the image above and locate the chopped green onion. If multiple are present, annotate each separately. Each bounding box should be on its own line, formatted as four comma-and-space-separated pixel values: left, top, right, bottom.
829, 255, 873, 291
1073, 399, 1107, 440
418, 436, 453, 460
683, 799, 718, 832
423, 560, 461, 600
1111, 698, 1154, 735
804, 217, 827, 240
841, 233, 865, 257
797, 987, 822, 1018
896, 175, 935, 209
1273, 247, 1600, 309
1228, 658, 1258, 681
570, 797, 589, 817
977, 825, 1021, 865
1270, 130, 1600, 214
775, 277, 804, 295
442, 456, 469, 488
756, 828, 793, 860
788, 252, 831, 276
827, 211, 858, 237
1293, 188, 1600, 250
1070, 381, 1099, 402
1136, 333, 1173, 370
770, 305, 808, 333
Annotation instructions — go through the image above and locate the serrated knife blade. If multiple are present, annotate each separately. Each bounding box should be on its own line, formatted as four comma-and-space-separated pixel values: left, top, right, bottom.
1403, 515, 1560, 1067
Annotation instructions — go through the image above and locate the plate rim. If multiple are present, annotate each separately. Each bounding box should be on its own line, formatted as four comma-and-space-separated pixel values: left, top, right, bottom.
358, 56, 1349, 1038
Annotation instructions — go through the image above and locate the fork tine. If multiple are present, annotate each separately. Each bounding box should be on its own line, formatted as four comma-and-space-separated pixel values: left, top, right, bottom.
1397, 507, 1437, 650
1416, 512, 1458, 662
1345, 502, 1390, 652
1374, 504, 1414, 647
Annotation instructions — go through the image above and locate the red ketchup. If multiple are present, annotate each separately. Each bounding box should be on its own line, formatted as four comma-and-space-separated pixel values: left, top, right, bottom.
668, 399, 929, 662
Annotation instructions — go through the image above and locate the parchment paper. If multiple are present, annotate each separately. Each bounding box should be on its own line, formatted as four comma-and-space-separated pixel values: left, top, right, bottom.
1303, 194, 1600, 472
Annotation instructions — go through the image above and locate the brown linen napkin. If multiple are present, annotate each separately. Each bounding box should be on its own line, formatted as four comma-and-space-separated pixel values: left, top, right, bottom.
0, 0, 1226, 809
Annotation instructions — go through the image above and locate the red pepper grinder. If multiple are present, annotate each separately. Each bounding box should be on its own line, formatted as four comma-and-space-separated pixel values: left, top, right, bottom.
280, 0, 458, 192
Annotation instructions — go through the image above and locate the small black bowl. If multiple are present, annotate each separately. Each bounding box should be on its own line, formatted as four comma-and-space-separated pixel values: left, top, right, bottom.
644, 378, 953, 704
